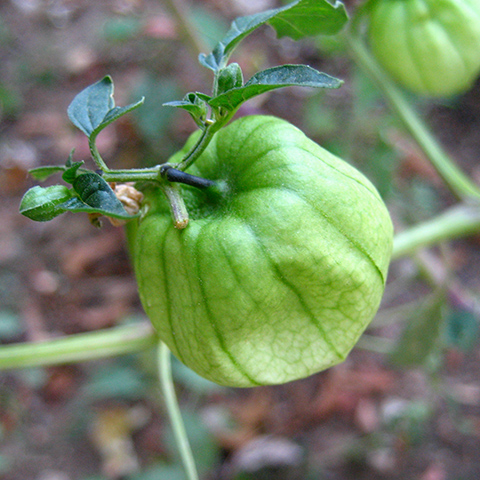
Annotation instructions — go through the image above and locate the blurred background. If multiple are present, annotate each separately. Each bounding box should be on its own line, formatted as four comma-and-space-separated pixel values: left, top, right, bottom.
1, 0, 480, 479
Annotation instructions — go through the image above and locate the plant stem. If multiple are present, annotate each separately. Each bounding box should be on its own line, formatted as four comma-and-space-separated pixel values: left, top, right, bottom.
158, 341, 199, 480
0, 323, 156, 370
345, 33, 480, 202
175, 121, 220, 172
162, 0, 208, 61
1, 202, 480, 371
89, 135, 109, 171
161, 165, 216, 189
162, 182, 190, 228
102, 167, 161, 183
392, 203, 480, 260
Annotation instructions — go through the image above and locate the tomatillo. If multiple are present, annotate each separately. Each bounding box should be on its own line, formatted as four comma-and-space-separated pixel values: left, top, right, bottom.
368, 0, 480, 97
127, 115, 393, 387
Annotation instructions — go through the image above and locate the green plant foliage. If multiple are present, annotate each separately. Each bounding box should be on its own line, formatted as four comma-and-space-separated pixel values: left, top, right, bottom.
445, 307, 479, 352
199, 0, 348, 71
81, 361, 148, 402
67, 75, 144, 138
128, 465, 185, 480
19, 185, 74, 222
0, 311, 23, 341
209, 65, 342, 111
390, 290, 447, 367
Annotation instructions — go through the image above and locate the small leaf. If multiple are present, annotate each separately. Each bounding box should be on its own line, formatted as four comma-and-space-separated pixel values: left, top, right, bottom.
66, 172, 137, 219
29, 165, 66, 181
390, 291, 447, 367
444, 307, 479, 352
209, 64, 342, 111
19, 185, 73, 221
199, 0, 348, 72
62, 160, 85, 184
68, 76, 115, 136
216, 63, 244, 95
67, 75, 144, 138
95, 98, 145, 136
0, 310, 24, 340
163, 92, 209, 125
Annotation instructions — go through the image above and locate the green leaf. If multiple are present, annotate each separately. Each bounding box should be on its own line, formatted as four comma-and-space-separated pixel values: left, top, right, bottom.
81, 363, 147, 402
0, 310, 24, 341
19, 185, 73, 221
163, 92, 210, 125
390, 291, 447, 367
28, 165, 66, 181
20, 172, 139, 222
62, 160, 85, 184
67, 75, 144, 138
445, 307, 479, 352
269, 0, 348, 39
128, 465, 185, 480
64, 172, 136, 219
199, 0, 348, 71
209, 64, 342, 110
216, 63, 244, 95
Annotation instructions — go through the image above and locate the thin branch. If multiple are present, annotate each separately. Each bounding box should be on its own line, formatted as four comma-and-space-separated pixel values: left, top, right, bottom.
0, 322, 157, 370
392, 204, 480, 260
345, 33, 480, 202
163, 0, 209, 60
158, 341, 199, 480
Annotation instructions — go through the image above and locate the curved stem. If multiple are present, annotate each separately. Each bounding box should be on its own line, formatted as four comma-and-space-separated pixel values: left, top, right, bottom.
345, 33, 480, 201
0, 322, 156, 370
175, 121, 220, 172
392, 203, 480, 260
158, 341, 199, 480
89, 135, 109, 171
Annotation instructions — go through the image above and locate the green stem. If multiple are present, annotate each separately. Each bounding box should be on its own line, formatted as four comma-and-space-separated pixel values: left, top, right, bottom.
102, 167, 161, 183
158, 341, 199, 480
2, 201, 480, 371
0, 323, 156, 370
163, 0, 209, 60
392, 203, 480, 260
345, 33, 480, 201
175, 121, 220, 172
162, 182, 190, 228
89, 135, 109, 171
88, 135, 162, 183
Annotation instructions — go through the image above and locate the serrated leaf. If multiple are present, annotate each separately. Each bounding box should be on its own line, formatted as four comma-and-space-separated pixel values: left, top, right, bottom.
209, 64, 342, 110
19, 185, 73, 221
67, 172, 136, 219
67, 75, 144, 138
28, 165, 67, 181
199, 0, 348, 71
